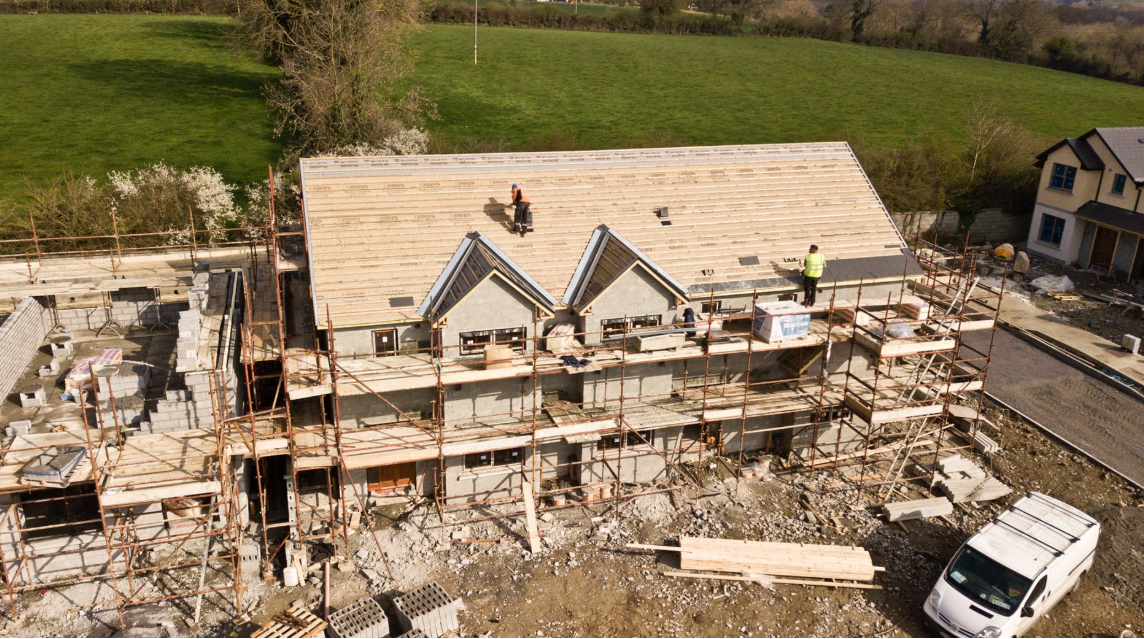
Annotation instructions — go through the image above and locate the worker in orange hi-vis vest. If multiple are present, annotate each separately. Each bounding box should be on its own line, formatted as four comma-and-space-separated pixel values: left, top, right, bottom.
510, 184, 532, 237
802, 245, 826, 307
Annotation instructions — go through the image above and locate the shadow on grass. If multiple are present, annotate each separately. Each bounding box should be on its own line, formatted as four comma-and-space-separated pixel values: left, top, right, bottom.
65, 58, 273, 105
138, 17, 238, 53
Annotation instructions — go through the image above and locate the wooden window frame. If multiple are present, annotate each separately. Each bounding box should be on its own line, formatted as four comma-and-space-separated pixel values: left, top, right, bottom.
459, 327, 527, 355
601, 314, 662, 340
372, 328, 398, 357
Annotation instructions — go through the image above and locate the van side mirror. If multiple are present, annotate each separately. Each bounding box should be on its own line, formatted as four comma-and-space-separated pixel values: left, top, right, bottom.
1021, 606, 1034, 618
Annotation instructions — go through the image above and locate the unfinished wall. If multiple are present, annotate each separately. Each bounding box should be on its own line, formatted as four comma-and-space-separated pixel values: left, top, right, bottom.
582, 362, 674, 408
0, 297, 51, 404
443, 452, 525, 504
443, 378, 539, 426
337, 391, 433, 429
54, 288, 185, 331
335, 322, 431, 358
580, 266, 679, 346
439, 276, 539, 357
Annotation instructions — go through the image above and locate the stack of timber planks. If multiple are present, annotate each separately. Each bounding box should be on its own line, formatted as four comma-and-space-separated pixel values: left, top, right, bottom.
919, 455, 1010, 503
629, 536, 882, 586
882, 497, 954, 522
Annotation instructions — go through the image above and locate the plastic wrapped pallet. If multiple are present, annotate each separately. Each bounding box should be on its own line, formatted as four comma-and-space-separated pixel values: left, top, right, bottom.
752, 301, 810, 343
544, 323, 577, 353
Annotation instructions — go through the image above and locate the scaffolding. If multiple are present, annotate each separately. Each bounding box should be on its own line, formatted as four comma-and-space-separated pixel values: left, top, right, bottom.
0, 170, 1005, 627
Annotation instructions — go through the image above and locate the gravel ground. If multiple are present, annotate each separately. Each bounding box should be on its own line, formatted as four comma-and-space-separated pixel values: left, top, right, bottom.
2, 404, 1141, 638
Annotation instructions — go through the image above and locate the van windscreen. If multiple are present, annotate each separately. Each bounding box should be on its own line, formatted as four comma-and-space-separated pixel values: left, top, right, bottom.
944, 546, 1032, 616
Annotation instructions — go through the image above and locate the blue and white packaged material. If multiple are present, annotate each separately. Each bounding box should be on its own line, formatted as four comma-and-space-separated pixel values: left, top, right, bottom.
752, 301, 811, 343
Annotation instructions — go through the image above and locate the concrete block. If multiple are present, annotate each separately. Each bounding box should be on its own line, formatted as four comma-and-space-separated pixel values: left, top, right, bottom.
18, 385, 46, 408
329, 597, 390, 638
9, 420, 30, 436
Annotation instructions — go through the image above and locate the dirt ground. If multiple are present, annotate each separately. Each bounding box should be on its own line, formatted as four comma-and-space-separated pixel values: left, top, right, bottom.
980, 251, 1144, 344
2, 400, 1141, 638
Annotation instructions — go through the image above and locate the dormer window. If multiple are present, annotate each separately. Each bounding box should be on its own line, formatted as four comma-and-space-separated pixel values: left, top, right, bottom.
1050, 163, 1076, 192
1111, 173, 1127, 196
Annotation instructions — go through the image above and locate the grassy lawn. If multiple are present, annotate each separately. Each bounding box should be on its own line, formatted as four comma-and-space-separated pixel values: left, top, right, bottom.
0, 15, 280, 201
5, 16, 1144, 203
411, 24, 1144, 150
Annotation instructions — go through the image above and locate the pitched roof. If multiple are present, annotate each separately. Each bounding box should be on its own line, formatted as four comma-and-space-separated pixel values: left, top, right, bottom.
1073, 200, 1144, 236
1035, 136, 1104, 171
417, 232, 556, 319
564, 225, 689, 308
299, 143, 911, 328
1094, 127, 1144, 184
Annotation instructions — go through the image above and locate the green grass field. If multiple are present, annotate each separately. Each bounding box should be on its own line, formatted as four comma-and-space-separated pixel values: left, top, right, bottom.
4, 16, 1144, 202
0, 15, 280, 200
411, 25, 1144, 150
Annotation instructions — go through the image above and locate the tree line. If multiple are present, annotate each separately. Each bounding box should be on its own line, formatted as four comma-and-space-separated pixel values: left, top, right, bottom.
430, 0, 1144, 87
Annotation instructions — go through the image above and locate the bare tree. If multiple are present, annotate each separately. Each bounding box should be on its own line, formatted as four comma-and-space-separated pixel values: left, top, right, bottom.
964, 0, 1049, 59
949, 100, 1042, 226
236, 0, 433, 160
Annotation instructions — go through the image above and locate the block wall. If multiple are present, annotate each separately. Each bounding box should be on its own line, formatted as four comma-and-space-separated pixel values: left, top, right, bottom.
0, 297, 51, 402
54, 288, 185, 331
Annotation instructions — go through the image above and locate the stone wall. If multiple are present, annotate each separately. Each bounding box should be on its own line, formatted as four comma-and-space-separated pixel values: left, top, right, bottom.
891, 209, 1033, 244
0, 297, 51, 403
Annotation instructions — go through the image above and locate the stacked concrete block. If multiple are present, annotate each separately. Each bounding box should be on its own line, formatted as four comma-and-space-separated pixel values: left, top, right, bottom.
393, 582, 461, 638
5, 420, 31, 439
0, 297, 51, 402
18, 385, 46, 408
49, 339, 73, 359
99, 394, 148, 426
97, 363, 151, 398
329, 597, 390, 638
239, 544, 261, 582
38, 358, 61, 378
109, 287, 161, 326
394, 629, 430, 639
177, 308, 203, 372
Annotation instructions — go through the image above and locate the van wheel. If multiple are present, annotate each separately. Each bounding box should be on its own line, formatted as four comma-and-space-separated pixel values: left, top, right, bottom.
1071, 570, 1087, 595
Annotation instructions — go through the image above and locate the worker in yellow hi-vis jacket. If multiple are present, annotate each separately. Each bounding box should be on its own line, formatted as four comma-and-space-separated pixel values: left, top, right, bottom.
802, 245, 825, 307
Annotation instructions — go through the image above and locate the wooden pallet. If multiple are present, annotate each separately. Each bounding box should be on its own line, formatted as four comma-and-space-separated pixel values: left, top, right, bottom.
251, 604, 328, 638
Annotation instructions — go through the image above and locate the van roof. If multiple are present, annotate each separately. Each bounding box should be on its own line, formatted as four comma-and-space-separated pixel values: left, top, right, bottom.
969, 492, 1099, 579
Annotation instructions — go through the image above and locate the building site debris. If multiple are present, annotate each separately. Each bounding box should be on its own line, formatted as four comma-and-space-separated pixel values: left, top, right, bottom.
918, 455, 1012, 503
882, 497, 954, 522
627, 536, 882, 582
661, 570, 884, 590
328, 597, 390, 638
251, 603, 328, 639
393, 582, 462, 639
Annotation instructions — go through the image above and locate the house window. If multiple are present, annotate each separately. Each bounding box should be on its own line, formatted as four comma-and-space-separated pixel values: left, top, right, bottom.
1112, 173, 1127, 196
1049, 163, 1077, 192
463, 447, 523, 469
1038, 214, 1066, 247
459, 327, 527, 355
626, 429, 654, 447
701, 300, 723, 315
597, 430, 655, 451
601, 314, 662, 339
372, 329, 397, 356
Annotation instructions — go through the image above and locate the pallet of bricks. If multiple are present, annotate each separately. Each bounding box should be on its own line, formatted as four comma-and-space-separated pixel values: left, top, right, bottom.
393, 582, 462, 638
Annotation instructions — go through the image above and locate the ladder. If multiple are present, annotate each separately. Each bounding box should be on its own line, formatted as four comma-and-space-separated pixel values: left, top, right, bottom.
880, 275, 979, 499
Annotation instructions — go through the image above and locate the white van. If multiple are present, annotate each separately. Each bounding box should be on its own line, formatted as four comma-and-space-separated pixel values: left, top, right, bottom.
923, 491, 1099, 638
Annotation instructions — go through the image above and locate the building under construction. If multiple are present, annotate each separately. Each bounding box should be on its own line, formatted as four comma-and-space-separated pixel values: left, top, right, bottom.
0, 143, 1002, 624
